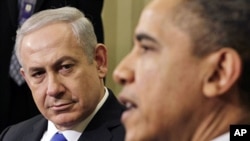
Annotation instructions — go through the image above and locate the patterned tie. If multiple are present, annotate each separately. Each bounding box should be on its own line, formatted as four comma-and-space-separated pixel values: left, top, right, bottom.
50, 133, 67, 141
9, 0, 36, 86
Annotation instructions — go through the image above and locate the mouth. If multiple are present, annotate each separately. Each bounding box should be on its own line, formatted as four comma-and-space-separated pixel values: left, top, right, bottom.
124, 101, 137, 110
50, 102, 74, 111
120, 98, 137, 122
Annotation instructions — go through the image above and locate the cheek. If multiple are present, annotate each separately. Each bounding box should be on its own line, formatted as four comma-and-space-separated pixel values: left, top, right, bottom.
135, 69, 169, 133
136, 59, 161, 86
136, 99, 168, 140
30, 89, 46, 114
141, 92, 168, 121
68, 72, 101, 106
135, 57, 201, 130
27, 81, 47, 111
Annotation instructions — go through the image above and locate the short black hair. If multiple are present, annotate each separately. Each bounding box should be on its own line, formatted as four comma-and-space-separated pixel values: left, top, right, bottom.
174, 0, 250, 107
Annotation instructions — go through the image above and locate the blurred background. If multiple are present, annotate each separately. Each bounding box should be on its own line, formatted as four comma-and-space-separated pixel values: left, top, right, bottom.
103, 0, 151, 94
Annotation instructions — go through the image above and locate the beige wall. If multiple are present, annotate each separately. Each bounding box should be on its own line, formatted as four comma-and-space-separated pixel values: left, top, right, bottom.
102, 0, 151, 95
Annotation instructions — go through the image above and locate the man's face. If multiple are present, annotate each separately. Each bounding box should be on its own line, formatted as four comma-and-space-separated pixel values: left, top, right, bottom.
20, 23, 105, 129
113, 0, 206, 140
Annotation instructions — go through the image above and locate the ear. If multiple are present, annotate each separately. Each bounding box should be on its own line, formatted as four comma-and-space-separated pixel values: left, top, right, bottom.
94, 43, 108, 79
20, 67, 28, 84
203, 48, 241, 98
20, 68, 26, 79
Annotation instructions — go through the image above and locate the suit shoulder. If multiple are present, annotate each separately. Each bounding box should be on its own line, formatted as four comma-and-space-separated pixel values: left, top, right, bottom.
0, 114, 46, 141
10, 114, 44, 128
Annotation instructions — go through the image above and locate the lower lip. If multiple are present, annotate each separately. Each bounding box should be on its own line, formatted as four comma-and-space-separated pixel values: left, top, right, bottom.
121, 108, 134, 123
51, 103, 73, 111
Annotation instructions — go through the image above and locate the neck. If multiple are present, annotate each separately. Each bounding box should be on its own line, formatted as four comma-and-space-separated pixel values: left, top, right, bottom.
192, 98, 250, 141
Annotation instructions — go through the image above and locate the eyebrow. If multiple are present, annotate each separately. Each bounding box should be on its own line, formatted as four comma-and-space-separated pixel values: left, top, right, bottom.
136, 33, 158, 43
53, 56, 77, 67
28, 56, 77, 73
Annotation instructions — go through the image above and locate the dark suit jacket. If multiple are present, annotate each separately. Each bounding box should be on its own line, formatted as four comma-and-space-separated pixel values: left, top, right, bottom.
0, 0, 104, 132
0, 90, 125, 141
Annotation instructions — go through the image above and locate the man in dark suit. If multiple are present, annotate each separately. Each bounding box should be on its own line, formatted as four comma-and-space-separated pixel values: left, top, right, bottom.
0, 7, 124, 141
0, 0, 104, 132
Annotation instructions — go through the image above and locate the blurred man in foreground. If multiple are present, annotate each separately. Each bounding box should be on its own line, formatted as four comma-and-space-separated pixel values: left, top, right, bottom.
113, 0, 250, 140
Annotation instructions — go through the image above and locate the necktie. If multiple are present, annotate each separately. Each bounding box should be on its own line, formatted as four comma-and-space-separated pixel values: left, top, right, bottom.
51, 133, 67, 141
9, 0, 36, 86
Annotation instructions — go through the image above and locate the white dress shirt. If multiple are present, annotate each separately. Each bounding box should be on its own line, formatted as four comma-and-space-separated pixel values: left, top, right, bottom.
212, 132, 229, 141
40, 87, 109, 141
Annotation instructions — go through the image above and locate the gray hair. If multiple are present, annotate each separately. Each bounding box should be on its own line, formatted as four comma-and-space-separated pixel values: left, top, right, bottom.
15, 6, 97, 65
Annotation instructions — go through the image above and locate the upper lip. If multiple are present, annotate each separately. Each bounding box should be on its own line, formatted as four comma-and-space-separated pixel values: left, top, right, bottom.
119, 95, 137, 110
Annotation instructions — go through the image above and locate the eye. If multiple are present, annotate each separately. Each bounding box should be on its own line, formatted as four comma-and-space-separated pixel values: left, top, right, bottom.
62, 64, 72, 70
141, 45, 151, 51
139, 43, 155, 54
135, 34, 157, 53
59, 64, 74, 74
138, 40, 156, 54
31, 71, 45, 78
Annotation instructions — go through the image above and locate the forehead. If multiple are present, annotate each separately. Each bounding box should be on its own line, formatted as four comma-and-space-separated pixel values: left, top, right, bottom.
136, 0, 183, 36
147, 0, 182, 13
19, 22, 84, 67
143, 0, 182, 19
136, 0, 191, 43
22, 22, 74, 46
20, 22, 78, 55
135, 0, 194, 57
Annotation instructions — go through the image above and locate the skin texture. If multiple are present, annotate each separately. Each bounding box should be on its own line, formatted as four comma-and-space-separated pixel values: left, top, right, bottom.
113, 0, 248, 141
20, 22, 108, 130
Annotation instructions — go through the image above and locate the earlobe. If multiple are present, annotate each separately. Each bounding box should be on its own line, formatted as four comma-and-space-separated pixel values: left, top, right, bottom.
203, 48, 241, 98
95, 44, 108, 78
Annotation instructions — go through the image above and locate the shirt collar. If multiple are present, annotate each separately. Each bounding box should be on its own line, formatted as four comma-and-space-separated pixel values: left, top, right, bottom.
212, 132, 229, 141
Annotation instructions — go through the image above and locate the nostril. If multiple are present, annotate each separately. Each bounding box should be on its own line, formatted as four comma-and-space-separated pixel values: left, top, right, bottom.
54, 92, 65, 98
120, 79, 127, 85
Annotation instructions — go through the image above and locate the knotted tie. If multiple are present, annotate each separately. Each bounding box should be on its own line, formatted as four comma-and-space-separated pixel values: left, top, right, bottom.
50, 133, 67, 141
9, 0, 36, 86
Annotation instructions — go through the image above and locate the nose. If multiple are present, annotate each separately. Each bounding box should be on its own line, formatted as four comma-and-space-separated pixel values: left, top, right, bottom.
113, 53, 135, 85
46, 73, 65, 97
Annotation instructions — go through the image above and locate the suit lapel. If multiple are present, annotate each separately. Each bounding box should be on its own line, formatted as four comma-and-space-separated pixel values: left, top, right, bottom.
21, 116, 47, 141
78, 89, 125, 141
79, 125, 112, 140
